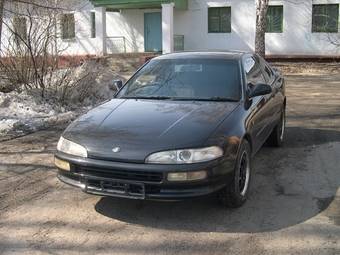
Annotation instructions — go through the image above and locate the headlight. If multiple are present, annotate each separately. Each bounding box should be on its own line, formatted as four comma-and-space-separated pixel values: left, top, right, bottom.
145, 146, 223, 164
57, 136, 87, 158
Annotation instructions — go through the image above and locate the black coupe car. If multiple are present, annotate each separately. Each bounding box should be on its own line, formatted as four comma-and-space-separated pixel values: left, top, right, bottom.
55, 51, 286, 207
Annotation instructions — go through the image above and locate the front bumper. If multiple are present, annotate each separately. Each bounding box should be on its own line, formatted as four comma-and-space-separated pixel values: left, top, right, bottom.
55, 152, 235, 201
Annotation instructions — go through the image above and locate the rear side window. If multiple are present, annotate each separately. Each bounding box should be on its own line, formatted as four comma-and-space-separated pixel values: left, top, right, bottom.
244, 57, 266, 85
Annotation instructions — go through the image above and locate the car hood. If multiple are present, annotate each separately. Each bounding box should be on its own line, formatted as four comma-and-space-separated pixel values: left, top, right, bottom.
63, 99, 239, 162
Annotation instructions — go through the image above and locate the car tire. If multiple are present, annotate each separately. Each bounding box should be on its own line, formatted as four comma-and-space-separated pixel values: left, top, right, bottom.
268, 108, 286, 147
218, 140, 251, 208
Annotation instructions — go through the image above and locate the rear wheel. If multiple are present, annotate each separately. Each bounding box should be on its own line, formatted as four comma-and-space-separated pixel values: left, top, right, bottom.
268, 108, 286, 147
218, 140, 251, 208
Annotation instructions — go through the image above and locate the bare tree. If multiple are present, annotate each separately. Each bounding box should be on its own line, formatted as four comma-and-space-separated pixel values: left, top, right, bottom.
255, 0, 270, 57
0, 0, 4, 46
1, 0, 60, 46
0, 0, 89, 104
1, 1, 58, 94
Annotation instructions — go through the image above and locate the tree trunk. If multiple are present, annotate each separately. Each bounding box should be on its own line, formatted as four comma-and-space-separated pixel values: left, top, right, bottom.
0, 0, 4, 49
255, 0, 269, 58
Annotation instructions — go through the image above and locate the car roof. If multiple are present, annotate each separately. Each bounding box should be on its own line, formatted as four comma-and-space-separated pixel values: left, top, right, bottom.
153, 51, 251, 61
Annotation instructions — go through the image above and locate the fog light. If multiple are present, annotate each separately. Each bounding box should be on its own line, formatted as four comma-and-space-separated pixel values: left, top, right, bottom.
54, 157, 70, 171
167, 171, 207, 182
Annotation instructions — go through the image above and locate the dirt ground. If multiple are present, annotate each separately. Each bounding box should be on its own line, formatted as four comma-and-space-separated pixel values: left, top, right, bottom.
0, 73, 340, 255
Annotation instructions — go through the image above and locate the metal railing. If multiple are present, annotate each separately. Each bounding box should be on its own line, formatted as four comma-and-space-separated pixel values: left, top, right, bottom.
105, 35, 184, 53
106, 36, 127, 53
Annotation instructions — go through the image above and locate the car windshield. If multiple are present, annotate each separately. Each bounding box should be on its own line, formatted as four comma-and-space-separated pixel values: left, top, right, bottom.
116, 58, 241, 101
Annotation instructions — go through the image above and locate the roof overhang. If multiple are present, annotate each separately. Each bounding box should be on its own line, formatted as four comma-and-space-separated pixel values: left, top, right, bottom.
90, 0, 188, 10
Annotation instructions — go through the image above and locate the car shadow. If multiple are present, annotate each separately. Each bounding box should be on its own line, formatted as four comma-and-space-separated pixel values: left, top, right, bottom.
94, 127, 340, 233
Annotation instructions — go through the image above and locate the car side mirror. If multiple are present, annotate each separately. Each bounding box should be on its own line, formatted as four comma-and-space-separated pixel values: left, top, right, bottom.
112, 80, 123, 90
248, 83, 272, 98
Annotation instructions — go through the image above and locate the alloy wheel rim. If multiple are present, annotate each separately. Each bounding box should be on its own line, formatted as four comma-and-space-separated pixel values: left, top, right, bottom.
239, 151, 250, 196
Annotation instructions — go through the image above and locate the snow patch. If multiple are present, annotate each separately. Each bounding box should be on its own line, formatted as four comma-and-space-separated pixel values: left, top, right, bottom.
0, 91, 79, 136
0, 59, 128, 137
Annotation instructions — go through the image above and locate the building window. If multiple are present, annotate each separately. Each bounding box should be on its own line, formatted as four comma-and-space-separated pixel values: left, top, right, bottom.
266, 6, 283, 33
13, 16, 27, 43
61, 13, 75, 39
208, 7, 231, 33
90, 12, 96, 38
174, 35, 184, 52
312, 4, 339, 33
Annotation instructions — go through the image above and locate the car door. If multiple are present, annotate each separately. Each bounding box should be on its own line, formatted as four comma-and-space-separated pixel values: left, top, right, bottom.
243, 55, 273, 153
259, 57, 285, 129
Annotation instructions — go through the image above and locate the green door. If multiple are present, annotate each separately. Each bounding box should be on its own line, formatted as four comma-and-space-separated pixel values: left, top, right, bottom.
144, 12, 162, 52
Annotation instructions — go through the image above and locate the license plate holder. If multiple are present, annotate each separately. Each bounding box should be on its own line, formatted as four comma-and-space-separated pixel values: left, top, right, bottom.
84, 177, 145, 199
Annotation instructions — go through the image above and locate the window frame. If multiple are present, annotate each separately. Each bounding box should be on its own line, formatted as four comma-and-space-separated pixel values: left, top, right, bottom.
243, 55, 266, 87
266, 5, 284, 33
312, 4, 339, 33
259, 57, 275, 85
13, 16, 28, 44
208, 7, 231, 33
90, 12, 96, 38
61, 13, 76, 40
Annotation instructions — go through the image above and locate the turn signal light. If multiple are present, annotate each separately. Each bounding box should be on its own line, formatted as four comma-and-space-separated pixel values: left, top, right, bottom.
54, 157, 70, 171
167, 171, 207, 182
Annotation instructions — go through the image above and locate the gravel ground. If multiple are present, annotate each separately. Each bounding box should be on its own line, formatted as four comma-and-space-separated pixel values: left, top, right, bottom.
0, 74, 339, 255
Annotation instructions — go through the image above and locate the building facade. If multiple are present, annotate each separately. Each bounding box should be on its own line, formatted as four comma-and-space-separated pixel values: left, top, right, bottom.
2, 0, 340, 57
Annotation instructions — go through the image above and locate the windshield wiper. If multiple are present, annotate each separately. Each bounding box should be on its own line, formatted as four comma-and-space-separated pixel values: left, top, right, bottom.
203, 97, 239, 102
173, 97, 239, 102
120, 96, 173, 100
119, 96, 238, 102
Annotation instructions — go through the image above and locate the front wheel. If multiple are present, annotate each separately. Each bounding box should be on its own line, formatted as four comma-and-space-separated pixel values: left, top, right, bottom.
218, 140, 251, 208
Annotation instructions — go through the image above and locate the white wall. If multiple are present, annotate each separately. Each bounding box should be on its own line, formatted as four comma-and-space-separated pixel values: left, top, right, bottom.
61, 7, 161, 54
1, 0, 340, 56
99, 0, 340, 56
174, 0, 256, 52
106, 9, 161, 53
58, 2, 99, 56
0, 1, 99, 56
266, 0, 340, 56
174, 0, 340, 56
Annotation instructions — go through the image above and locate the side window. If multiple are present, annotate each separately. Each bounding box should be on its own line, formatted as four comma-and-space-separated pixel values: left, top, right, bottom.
258, 57, 275, 84
244, 57, 266, 86
263, 64, 275, 84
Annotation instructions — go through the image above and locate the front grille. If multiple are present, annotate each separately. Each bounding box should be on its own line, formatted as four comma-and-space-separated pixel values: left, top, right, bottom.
74, 165, 163, 183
